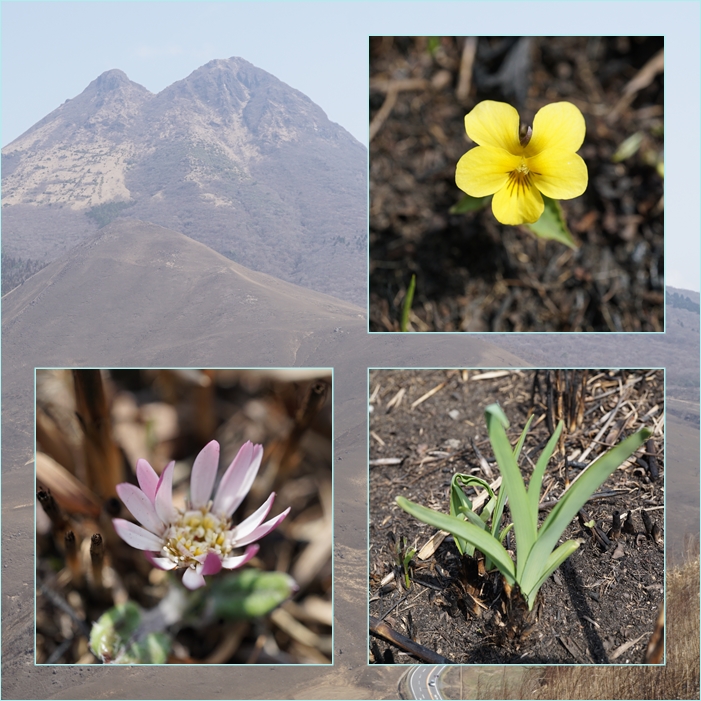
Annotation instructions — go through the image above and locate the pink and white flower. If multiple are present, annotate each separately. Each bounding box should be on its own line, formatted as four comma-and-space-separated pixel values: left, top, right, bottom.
113, 441, 290, 590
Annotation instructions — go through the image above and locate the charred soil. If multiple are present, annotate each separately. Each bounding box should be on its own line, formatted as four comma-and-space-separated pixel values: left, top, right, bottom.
369, 369, 664, 664
369, 37, 664, 332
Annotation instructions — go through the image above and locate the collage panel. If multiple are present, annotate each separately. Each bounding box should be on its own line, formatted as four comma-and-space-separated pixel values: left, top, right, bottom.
369, 368, 664, 668
35, 368, 332, 665
369, 37, 664, 332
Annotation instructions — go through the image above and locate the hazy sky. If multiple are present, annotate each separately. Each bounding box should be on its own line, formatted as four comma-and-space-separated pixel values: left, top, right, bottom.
2, 1, 699, 291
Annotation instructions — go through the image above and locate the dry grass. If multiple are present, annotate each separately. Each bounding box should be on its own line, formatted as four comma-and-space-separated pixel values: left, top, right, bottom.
445, 540, 699, 699
530, 548, 699, 699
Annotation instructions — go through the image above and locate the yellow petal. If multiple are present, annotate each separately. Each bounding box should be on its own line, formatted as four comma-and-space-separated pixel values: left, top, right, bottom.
529, 149, 588, 199
456, 146, 519, 197
526, 102, 586, 155
464, 101, 522, 153
492, 179, 544, 225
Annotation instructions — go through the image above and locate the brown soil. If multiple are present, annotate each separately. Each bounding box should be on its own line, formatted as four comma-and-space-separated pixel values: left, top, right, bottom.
369, 37, 664, 332
369, 369, 665, 664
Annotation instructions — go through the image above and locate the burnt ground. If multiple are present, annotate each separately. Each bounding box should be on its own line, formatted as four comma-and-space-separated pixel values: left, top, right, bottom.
369, 37, 664, 332
369, 369, 665, 664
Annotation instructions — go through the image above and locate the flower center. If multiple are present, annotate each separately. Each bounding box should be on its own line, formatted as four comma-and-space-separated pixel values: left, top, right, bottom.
506, 158, 532, 196
161, 505, 233, 568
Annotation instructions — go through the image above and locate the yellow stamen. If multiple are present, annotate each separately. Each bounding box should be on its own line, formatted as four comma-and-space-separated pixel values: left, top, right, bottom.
162, 504, 234, 569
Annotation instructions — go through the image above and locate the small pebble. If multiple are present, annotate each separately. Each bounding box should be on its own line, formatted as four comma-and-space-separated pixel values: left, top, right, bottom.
612, 543, 626, 559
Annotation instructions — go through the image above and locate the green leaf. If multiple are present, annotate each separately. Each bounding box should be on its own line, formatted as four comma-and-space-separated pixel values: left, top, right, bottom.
90, 601, 141, 663
484, 405, 537, 575
527, 421, 564, 528
450, 473, 495, 556
523, 540, 580, 609
400, 274, 416, 332
512, 415, 534, 463
89, 603, 172, 664
450, 193, 491, 215
117, 633, 171, 664
523, 196, 577, 248
520, 427, 651, 596
209, 569, 297, 620
396, 495, 516, 583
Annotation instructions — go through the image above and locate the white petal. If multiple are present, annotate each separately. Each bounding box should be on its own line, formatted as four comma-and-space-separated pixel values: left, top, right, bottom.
189, 440, 219, 509
233, 507, 290, 548
221, 544, 259, 570
231, 492, 275, 542
113, 518, 164, 551
135, 459, 159, 503
144, 552, 177, 570
182, 566, 206, 590
116, 483, 165, 535
212, 442, 263, 518
154, 461, 177, 524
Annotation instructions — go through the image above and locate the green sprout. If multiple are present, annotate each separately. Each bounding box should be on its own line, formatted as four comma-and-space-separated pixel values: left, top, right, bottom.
447, 413, 533, 570
397, 404, 651, 610
400, 274, 416, 332
394, 535, 417, 590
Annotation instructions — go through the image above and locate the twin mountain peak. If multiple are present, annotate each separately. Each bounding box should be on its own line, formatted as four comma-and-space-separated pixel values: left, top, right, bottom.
2, 57, 366, 305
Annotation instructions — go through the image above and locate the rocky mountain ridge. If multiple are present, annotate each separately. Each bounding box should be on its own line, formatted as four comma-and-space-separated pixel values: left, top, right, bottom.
2, 58, 366, 304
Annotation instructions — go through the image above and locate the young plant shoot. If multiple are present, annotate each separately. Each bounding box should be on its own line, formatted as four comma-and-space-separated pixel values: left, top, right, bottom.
397, 404, 651, 610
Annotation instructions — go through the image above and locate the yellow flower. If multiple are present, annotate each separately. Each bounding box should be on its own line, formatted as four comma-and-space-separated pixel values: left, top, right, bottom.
455, 101, 588, 225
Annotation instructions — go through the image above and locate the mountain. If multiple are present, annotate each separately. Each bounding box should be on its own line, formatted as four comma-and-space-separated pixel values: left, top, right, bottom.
1, 58, 367, 304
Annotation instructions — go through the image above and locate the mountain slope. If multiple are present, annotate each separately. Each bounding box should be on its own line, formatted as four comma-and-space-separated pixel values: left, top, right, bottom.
2, 219, 367, 368
1, 58, 366, 304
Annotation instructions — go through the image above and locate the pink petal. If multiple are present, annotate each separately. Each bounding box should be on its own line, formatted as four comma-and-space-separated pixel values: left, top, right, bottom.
135, 459, 159, 503
154, 461, 177, 524
199, 551, 223, 576
144, 552, 177, 571
212, 442, 263, 518
221, 544, 259, 570
182, 566, 206, 590
234, 507, 290, 548
116, 483, 165, 535
113, 518, 164, 551
189, 440, 219, 509
232, 492, 275, 542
